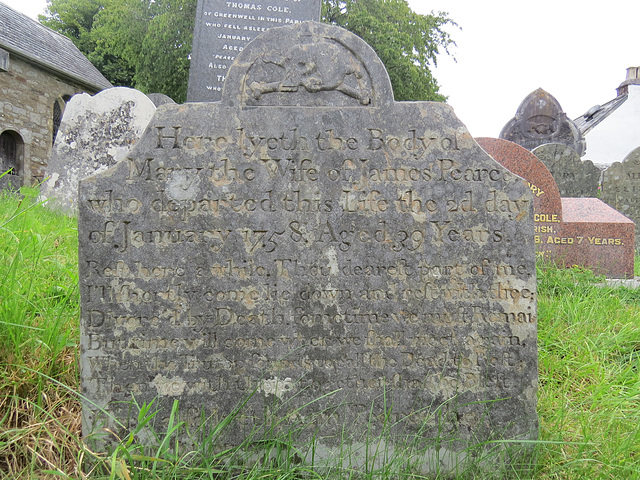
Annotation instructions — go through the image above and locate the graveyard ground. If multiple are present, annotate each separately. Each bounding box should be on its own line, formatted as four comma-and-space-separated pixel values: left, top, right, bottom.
1, 189, 640, 479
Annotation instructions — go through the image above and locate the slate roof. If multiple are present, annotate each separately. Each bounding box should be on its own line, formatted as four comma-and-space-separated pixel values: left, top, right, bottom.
573, 94, 627, 136
0, 2, 112, 91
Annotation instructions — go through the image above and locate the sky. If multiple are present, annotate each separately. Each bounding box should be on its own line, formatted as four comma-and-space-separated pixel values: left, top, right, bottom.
406, 0, 640, 137
4, 0, 639, 138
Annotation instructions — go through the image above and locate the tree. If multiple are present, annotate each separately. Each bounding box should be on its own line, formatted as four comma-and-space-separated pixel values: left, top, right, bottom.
40, 0, 195, 100
40, 0, 137, 86
40, 0, 455, 103
323, 0, 456, 101
133, 0, 195, 102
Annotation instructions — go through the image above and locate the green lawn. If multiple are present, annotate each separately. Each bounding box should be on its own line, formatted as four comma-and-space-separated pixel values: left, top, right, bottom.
1, 188, 639, 479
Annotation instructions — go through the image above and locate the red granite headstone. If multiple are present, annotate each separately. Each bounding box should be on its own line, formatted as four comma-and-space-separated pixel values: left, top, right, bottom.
477, 138, 634, 278
476, 138, 562, 263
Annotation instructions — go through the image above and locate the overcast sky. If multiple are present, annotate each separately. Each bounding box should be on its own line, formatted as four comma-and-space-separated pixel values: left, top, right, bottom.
407, 0, 639, 137
4, 0, 638, 137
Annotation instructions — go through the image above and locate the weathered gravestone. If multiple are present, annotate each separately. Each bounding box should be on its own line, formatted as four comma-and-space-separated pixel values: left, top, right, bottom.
147, 93, 176, 107
602, 146, 640, 251
187, 0, 321, 102
500, 89, 586, 156
478, 138, 634, 278
531, 143, 601, 198
41, 87, 156, 212
80, 23, 538, 471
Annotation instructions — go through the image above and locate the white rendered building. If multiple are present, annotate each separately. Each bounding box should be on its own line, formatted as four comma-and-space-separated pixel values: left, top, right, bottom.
575, 67, 640, 167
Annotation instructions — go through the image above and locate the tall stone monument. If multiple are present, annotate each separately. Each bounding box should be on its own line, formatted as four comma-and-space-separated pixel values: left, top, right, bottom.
187, 0, 321, 102
500, 89, 586, 156
80, 23, 538, 471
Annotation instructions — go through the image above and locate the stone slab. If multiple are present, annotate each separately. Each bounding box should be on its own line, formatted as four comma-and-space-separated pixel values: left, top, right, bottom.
186, 0, 321, 102
602, 146, 640, 251
557, 198, 635, 277
478, 137, 634, 278
41, 87, 156, 213
532, 143, 601, 198
603, 277, 640, 288
80, 22, 538, 471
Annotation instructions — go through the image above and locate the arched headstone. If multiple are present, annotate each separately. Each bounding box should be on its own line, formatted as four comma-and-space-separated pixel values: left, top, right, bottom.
41, 87, 156, 212
532, 143, 600, 197
79, 23, 538, 472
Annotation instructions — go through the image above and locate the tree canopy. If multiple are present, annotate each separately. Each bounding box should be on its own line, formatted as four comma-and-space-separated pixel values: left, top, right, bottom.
40, 0, 195, 100
40, 0, 456, 103
322, 0, 456, 101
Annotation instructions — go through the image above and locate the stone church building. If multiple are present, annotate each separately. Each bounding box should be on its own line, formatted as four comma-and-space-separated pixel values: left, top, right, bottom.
0, 2, 111, 187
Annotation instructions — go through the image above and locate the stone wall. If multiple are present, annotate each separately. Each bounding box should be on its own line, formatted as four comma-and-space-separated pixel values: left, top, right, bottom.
0, 52, 100, 185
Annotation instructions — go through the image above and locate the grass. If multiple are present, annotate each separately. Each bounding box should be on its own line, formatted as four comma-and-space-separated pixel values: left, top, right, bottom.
535, 266, 640, 478
1, 188, 640, 478
0, 186, 81, 477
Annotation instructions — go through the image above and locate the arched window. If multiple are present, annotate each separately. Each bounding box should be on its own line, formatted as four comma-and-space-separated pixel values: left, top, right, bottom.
52, 101, 62, 144
52, 95, 72, 145
0, 130, 23, 176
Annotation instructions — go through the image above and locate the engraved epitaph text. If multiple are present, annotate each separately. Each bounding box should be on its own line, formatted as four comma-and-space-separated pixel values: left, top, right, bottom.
187, 0, 321, 102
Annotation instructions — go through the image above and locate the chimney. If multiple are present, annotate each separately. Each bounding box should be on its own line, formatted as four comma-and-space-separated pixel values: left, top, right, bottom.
617, 67, 640, 96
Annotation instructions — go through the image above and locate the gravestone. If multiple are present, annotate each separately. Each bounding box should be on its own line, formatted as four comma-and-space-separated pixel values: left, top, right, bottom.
559, 197, 634, 278
79, 23, 538, 471
532, 143, 601, 198
147, 93, 176, 107
500, 89, 586, 156
187, 0, 321, 102
41, 87, 156, 212
479, 138, 634, 278
602, 146, 640, 251
477, 138, 563, 263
